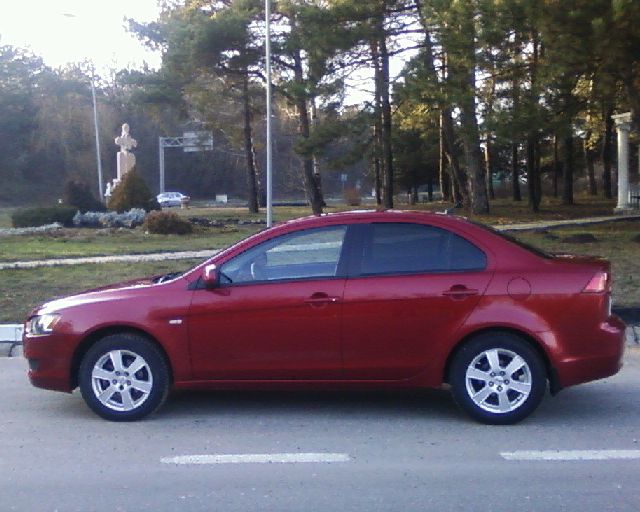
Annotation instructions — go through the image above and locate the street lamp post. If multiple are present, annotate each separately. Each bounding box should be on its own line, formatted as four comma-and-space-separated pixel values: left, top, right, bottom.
265, 0, 273, 227
61, 13, 104, 202
90, 74, 104, 201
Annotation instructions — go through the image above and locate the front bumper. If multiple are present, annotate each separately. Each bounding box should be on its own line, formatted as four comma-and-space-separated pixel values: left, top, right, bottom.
23, 333, 75, 393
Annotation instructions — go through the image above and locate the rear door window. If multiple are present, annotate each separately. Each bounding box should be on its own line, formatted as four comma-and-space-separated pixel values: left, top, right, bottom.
359, 223, 486, 275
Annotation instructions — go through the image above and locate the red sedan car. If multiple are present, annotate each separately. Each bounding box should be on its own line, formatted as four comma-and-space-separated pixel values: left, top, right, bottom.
23, 211, 625, 424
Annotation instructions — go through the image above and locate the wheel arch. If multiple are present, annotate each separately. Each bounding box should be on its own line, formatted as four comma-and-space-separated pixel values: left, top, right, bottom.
70, 326, 174, 390
442, 327, 560, 394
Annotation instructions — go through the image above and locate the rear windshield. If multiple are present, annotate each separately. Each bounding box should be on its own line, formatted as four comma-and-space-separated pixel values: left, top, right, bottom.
468, 221, 552, 259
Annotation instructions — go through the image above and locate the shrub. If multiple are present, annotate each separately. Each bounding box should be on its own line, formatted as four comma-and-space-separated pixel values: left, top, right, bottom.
64, 179, 106, 213
343, 187, 362, 206
143, 210, 193, 235
12, 206, 77, 228
73, 208, 147, 229
107, 168, 159, 213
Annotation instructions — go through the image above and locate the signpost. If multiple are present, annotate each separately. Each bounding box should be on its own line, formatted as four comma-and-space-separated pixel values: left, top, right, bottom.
158, 132, 213, 193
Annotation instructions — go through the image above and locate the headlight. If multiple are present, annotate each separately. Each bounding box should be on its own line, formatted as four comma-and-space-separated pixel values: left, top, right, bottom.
26, 314, 61, 335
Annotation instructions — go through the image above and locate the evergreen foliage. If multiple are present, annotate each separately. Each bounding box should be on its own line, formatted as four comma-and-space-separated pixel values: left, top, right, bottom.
2, 1, 640, 214
107, 168, 159, 213
12, 206, 77, 228
63, 179, 106, 213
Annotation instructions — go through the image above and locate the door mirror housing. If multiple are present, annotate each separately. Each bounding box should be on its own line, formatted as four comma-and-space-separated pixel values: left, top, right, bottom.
203, 264, 219, 288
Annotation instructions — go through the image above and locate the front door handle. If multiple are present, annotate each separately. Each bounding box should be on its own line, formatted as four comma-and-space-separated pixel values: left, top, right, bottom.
305, 292, 341, 306
442, 285, 479, 299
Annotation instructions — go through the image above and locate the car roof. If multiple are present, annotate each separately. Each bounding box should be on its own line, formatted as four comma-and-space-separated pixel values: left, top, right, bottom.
278, 209, 469, 229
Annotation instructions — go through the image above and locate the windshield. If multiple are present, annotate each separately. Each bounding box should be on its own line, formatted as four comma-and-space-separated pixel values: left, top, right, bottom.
152, 271, 185, 284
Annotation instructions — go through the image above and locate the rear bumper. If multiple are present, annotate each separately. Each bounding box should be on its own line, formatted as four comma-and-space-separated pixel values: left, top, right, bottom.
554, 315, 626, 389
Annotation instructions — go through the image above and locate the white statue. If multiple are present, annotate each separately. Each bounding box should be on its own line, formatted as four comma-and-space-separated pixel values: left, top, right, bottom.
115, 123, 137, 153
114, 123, 137, 181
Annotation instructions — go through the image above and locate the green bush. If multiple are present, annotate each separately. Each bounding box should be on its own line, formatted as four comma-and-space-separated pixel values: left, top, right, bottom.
12, 206, 77, 228
107, 168, 159, 213
143, 210, 193, 235
64, 179, 106, 213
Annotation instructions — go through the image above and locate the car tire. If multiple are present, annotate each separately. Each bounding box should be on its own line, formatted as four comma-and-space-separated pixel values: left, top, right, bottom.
449, 332, 547, 425
78, 333, 170, 422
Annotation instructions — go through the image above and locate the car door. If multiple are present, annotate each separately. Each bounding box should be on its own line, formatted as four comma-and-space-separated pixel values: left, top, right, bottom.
187, 225, 349, 380
341, 222, 492, 380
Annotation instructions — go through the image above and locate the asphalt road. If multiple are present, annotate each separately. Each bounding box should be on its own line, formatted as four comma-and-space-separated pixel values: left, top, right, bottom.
1, 350, 639, 512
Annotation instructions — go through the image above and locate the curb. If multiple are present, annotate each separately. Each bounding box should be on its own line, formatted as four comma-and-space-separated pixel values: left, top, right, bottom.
0, 324, 24, 358
0, 250, 219, 270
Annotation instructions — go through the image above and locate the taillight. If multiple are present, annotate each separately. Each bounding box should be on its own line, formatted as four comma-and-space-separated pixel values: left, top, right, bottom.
582, 271, 609, 293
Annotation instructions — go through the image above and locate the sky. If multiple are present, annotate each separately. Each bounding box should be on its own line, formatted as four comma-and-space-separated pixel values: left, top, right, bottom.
0, 0, 412, 105
0, 0, 162, 73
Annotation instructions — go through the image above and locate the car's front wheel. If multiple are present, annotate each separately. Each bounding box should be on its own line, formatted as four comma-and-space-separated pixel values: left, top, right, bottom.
78, 334, 170, 421
449, 332, 547, 425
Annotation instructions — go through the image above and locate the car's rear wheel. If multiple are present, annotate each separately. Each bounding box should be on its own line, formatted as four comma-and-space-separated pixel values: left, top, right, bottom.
450, 332, 547, 425
78, 334, 170, 421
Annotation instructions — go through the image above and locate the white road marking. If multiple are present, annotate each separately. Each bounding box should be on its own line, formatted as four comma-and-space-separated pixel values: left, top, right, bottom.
161, 452, 351, 465
501, 450, 640, 461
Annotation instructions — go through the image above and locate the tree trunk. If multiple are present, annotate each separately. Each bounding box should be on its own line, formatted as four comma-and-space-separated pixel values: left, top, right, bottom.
602, 106, 613, 198
439, 111, 451, 201
584, 133, 597, 196
373, 147, 382, 205
442, 108, 467, 205
415, 1, 464, 205
483, 67, 497, 201
526, 35, 541, 212
448, 3, 488, 214
461, 108, 489, 214
553, 134, 560, 197
512, 143, 521, 201
371, 39, 384, 206
526, 136, 539, 212
535, 139, 542, 206
242, 70, 259, 214
377, 17, 394, 209
510, 32, 522, 203
562, 133, 574, 205
485, 138, 495, 200
292, 48, 324, 215
310, 98, 325, 206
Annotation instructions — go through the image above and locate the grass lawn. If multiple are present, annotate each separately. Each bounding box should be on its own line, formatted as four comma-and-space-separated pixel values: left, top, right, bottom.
0, 226, 259, 262
1, 198, 639, 323
514, 220, 640, 308
0, 196, 624, 262
0, 259, 201, 323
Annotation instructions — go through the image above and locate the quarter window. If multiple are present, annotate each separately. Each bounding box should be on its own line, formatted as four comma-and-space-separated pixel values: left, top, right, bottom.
360, 223, 486, 275
220, 226, 347, 284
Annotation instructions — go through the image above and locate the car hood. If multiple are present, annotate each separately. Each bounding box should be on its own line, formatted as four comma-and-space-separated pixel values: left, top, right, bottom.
31, 276, 162, 317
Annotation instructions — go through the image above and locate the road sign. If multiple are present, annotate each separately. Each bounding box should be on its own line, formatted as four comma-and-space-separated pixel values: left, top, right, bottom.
183, 131, 213, 152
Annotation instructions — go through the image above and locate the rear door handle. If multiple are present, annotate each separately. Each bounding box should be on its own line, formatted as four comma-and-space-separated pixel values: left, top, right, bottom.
442, 286, 479, 298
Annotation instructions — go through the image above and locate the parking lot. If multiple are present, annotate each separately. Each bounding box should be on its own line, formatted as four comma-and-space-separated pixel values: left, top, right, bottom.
1, 350, 639, 512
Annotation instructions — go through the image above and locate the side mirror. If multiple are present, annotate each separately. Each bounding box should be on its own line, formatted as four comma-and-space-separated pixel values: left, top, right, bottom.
202, 264, 219, 288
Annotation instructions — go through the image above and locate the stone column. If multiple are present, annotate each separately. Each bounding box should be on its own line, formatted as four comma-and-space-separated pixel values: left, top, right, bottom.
613, 112, 632, 212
